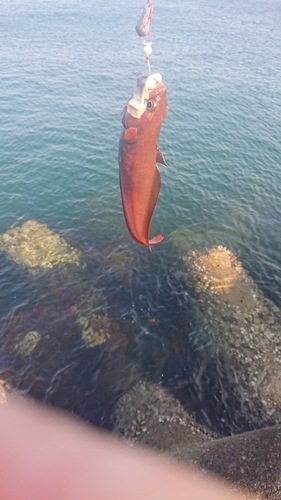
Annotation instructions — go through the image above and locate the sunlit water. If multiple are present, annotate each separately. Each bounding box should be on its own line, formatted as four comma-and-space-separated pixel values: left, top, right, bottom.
0, 0, 281, 434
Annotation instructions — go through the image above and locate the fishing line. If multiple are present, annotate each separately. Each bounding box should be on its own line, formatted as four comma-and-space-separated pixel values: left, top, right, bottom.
135, 0, 153, 73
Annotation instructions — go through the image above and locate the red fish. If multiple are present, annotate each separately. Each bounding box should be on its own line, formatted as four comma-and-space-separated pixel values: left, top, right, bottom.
118, 73, 168, 250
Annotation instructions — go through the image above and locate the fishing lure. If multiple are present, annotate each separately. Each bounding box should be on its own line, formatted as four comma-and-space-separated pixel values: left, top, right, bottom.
118, 73, 168, 250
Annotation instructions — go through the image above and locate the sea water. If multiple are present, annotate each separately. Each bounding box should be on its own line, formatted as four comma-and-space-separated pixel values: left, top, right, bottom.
0, 0, 281, 432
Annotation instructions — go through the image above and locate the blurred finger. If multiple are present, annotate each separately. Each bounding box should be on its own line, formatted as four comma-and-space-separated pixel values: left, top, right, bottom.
0, 400, 254, 500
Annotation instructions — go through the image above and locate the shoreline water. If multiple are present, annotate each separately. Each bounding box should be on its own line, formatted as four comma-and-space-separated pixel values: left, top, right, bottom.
0, 0, 281, 476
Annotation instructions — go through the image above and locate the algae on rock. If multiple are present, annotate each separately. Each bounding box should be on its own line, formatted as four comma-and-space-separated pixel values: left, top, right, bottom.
15, 331, 41, 356
0, 220, 81, 274
77, 314, 111, 348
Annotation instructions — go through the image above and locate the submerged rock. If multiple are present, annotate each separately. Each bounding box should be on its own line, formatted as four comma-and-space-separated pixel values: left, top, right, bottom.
182, 245, 281, 427
169, 226, 216, 253
103, 245, 136, 282
0, 220, 81, 274
113, 380, 215, 450
169, 205, 252, 254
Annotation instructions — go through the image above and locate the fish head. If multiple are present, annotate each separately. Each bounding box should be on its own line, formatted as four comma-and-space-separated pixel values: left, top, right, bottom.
122, 73, 168, 132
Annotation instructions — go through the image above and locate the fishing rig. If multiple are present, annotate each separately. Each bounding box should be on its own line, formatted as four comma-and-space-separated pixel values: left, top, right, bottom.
135, 0, 154, 73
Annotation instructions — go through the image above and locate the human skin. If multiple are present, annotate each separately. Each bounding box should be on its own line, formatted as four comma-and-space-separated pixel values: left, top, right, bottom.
0, 400, 255, 500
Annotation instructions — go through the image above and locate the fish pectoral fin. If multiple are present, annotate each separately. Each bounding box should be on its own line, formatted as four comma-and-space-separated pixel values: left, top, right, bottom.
124, 127, 138, 142
156, 149, 169, 167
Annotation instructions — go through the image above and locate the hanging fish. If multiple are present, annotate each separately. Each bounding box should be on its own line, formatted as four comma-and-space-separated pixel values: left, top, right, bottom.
118, 73, 169, 250
135, 0, 153, 37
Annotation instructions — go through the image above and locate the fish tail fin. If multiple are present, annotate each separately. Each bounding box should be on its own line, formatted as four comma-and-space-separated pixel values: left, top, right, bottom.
148, 234, 164, 251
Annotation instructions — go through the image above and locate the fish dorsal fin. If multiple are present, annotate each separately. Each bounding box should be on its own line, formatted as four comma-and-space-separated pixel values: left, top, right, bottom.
156, 149, 169, 167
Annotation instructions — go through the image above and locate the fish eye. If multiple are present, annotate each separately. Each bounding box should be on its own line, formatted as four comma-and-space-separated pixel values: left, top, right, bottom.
146, 99, 157, 111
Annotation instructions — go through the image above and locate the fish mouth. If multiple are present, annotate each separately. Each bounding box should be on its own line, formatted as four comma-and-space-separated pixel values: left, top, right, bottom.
127, 73, 163, 118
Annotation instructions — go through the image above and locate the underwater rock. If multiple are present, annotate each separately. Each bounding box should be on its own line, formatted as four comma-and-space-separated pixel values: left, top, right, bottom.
74, 283, 121, 349
170, 424, 281, 500
169, 226, 216, 253
182, 245, 281, 427
113, 380, 215, 450
0, 220, 81, 274
0, 290, 135, 426
103, 245, 136, 282
169, 205, 252, 254
15, 331, 41, 356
